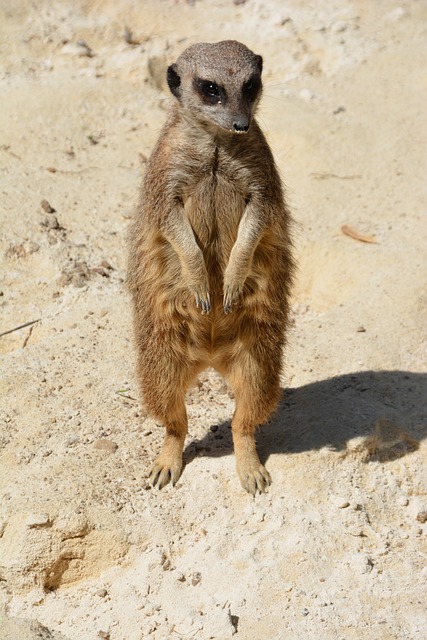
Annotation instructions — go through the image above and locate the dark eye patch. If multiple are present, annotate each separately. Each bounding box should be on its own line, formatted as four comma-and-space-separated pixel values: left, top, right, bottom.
194, 78, 224, 104
243, 75, 261, 100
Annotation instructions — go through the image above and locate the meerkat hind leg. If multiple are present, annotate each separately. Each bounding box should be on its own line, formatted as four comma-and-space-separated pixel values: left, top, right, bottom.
226, 352, 278, 495
149, 406, 188, 489
232, 414, 272, 496
221, 340, 280, 496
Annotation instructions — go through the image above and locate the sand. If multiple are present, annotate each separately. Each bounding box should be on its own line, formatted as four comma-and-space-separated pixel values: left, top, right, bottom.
0, 1, 426, 638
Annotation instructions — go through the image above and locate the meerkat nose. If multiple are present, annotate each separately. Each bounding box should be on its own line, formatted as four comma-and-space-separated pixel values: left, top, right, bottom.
233, 118, 249, 133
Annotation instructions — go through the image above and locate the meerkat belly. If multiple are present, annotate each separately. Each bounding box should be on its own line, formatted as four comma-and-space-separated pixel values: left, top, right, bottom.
185, 172, 246, 277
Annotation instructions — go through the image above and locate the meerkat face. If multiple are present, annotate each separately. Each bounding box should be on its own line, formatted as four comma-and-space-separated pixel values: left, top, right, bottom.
167, 40, 263, 135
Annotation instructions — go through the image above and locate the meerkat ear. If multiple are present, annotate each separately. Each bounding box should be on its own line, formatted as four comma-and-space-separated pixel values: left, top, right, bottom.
255, 55, 263, 75
167, 64, 181, 98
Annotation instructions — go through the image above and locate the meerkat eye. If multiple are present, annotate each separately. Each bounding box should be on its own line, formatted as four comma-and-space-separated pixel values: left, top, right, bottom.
243, 76, 261, 100
201, 81, 220, 97
195, 79, 222, 103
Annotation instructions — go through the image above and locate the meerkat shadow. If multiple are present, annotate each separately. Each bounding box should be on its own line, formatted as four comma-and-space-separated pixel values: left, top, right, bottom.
184, 370, 427, 466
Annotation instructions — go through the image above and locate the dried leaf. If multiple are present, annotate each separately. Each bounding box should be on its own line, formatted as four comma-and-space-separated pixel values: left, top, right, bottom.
341, 225, 377, 244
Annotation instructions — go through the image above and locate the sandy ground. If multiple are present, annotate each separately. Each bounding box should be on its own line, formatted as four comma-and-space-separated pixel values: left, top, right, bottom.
0, 1, 426, 639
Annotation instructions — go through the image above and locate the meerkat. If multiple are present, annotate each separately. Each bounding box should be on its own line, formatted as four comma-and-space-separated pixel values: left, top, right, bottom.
127, 40, 295, 495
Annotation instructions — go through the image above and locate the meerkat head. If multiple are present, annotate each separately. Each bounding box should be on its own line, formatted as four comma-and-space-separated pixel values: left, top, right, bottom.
167, 40, 263, 135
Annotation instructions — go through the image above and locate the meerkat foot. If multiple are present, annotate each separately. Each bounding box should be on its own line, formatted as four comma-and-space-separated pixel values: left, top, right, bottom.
237, 460, 272, 496
149, 432, 185, 489
149, 455, 183, 489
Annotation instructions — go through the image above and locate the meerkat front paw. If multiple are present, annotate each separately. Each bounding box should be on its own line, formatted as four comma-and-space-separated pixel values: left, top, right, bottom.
223, 280, 244, 314
190, 285, 211, 314
187, 271, 211, 314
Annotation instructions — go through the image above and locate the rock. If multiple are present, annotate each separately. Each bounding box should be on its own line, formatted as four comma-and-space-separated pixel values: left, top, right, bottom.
0, 612, 71, 640
348, 553, 374, 574
65, 435, 79, 447
26, 512, 50, 528
55, 513, 89, 538
24, 241, 40, 254
190, 571, 202, 586
331, 20, 349, 33
41, 199, 56, 213
416, 511, 427, 524
203, 606, 237, 638
93, 439, 118, 453
123, 26, 142, 46
299, 88, 316, 102
331, 495, 350, 509
61, 41, 95, 57
41, 215, 59, 230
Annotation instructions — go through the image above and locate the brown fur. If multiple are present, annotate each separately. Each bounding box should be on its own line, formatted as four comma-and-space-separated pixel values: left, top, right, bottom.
127, 41, 295, 495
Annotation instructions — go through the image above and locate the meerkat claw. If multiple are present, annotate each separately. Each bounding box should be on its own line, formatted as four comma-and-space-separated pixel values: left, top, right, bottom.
149, 460, 182, 489
201, 295, 211, 314
223, 283, 242, 314
192, 289, 211, 314
239, 465, 272, 496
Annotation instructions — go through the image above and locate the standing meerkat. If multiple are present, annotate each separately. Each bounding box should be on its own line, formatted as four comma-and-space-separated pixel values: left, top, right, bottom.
127, 40, 295, 495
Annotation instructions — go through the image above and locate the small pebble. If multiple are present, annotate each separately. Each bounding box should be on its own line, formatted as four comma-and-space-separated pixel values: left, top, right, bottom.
331, 496, 350, 509
299, 88, 315, 102
26, 513, 50, 528
123, 26, 141, 46
416, 511, 427, 524
66, 435, 79, 447
25, 241, 40, 254
62, 41, 95, 57
331, 20, 349, 33
398, 496, 409, 507
191, 572, 202, 586
41, 199, 55, 213
96, 588, 108, 598
93, 439, 118, 453
357, 325, 366, 333
91, 267, 109, 277
42, 215, 59, 230
301, 608, 309, 616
